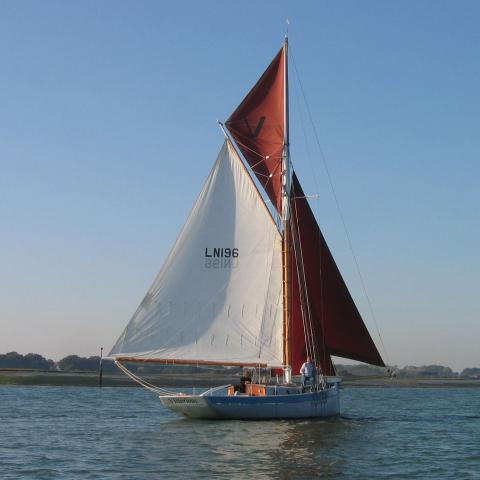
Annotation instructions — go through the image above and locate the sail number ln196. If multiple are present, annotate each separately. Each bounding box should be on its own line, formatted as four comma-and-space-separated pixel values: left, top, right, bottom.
205, 248, 239, 269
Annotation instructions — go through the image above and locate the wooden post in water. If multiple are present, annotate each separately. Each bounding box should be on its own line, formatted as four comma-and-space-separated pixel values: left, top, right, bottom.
99, 346, 103, 388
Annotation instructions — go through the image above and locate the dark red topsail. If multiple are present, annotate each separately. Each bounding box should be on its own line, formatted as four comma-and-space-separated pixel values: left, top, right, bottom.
289, 173, 385, 375
225, 47, 285, 213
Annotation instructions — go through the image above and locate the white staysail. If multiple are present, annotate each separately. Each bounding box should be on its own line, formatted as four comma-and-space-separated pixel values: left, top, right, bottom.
109, 141, 284, 366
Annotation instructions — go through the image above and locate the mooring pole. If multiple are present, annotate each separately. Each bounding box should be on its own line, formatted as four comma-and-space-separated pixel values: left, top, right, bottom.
99, 346, 103, 388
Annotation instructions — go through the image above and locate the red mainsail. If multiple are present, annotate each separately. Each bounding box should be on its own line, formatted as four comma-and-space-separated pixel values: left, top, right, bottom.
225, 47, 285, 213
290, 173, 385, 373
225, 44, 384, 375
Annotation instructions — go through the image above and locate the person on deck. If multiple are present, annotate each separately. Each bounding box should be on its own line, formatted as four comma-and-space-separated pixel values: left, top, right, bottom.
300, 356, 316, 391
239, 369, 252, 394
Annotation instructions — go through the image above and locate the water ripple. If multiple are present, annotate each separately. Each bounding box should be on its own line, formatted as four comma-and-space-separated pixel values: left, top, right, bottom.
0, 386, 479, 479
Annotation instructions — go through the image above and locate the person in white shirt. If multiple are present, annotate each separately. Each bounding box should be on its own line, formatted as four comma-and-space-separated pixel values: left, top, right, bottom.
300, 356, 316, 391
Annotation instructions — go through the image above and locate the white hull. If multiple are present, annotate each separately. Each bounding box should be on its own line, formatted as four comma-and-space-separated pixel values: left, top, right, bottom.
160, 382, 340, 420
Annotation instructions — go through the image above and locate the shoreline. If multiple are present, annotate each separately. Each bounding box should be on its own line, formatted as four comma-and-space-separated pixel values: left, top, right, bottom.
1, 370, 479, 388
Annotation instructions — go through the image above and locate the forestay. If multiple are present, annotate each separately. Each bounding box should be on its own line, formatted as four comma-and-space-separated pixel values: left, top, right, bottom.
109, 141, 284, 366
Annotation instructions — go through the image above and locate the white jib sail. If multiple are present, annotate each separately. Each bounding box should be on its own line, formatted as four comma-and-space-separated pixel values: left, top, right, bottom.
109, 141, 284, 366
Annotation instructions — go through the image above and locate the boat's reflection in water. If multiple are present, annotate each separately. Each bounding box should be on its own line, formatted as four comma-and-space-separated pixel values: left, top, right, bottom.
158, 415, 352, 478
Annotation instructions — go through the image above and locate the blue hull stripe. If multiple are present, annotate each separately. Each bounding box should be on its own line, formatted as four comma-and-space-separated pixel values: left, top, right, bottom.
206, 391, 329, 406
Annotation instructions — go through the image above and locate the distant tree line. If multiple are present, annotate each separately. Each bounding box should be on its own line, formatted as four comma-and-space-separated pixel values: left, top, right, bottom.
57, 355, 117, 373
0, 352, 227, 374
327, 363, 480, 379
0, 352, 107, 372
1, 352, 479, 378
397, 365, 457, 378
461, 368, 480, 379
0, 352, 55, 370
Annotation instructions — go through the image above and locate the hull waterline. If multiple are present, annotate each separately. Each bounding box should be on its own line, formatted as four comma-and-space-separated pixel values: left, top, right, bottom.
160, 383, 340, 420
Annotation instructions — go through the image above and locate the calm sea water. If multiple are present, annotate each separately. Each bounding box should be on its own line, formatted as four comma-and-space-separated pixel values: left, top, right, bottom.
0, 386, 478, 479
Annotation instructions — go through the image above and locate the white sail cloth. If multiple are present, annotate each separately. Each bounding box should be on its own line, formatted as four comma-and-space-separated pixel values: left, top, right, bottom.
109, 142, 284, 366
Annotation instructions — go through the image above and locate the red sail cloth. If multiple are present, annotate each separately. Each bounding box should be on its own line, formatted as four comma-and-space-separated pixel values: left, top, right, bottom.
226, 47, 285, 213
290, 243, 336, 375
290, 173, 385, 374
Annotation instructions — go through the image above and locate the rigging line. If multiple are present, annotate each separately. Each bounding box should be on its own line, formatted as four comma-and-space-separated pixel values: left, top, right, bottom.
290, 181, 320, 367
289, 179, 315, 362
261, 160, 283, 196
290, 53, 329, 372
289, 202, 313, 360
227, 134, 267, 160
253, 170, 281, 182
288, 161, 317, 363
290, 218, 312, 361
290, 49, 390, 366
291, 60, 318, 195
290, 81, 336, 377
250, 154, 282, 170
253, 170, 274, 180
115, 361, 179, 396
291, 223, 315, 364
220, 126, 281, 233
227, 131, 284, 196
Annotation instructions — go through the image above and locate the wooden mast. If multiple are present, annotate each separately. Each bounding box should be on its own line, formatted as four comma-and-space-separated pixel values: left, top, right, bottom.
282, 37, 292, 372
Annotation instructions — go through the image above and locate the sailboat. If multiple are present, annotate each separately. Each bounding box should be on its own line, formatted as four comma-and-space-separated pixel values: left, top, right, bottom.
107, 38, 385, 419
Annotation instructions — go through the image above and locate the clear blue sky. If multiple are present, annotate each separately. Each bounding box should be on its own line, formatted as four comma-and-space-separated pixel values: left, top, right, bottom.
1, 1, 479, 370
